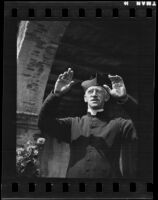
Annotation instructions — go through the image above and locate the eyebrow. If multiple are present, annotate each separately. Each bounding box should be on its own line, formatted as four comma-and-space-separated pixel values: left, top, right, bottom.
86, 88, 103, 93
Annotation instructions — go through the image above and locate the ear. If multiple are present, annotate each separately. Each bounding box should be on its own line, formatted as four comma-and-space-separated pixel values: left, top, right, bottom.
84, 94, 87, 103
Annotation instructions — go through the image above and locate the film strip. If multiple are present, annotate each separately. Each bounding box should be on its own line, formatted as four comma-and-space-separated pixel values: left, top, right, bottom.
6, 181, 154, 192
2, 181, 154, 198
5, 3, 156, 18
3, 1, 156, 199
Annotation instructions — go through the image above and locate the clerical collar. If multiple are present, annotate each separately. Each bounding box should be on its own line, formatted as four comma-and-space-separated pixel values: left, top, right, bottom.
87, 108, 104, 116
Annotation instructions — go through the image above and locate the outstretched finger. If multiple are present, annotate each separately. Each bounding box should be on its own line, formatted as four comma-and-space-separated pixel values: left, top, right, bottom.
67, 68, 71, 75
66, 68, 72, 80
68, 80, 75, 87
108, 74, 123, 83
103, 84, 111, 94
62, 72, 69, 79
58, 74, 63, 80
108, 74, 122, 79
69, 69, 74, 80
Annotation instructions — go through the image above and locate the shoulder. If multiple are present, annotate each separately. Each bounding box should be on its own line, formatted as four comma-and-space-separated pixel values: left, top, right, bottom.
117, 117, 134, 126
108, 117, 132, 126
110, 117, 135, 132
70, 116, 82, 124
117, 117, 137, 139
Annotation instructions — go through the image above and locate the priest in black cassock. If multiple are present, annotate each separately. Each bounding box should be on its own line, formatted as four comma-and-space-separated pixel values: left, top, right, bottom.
38, 68, 138, 178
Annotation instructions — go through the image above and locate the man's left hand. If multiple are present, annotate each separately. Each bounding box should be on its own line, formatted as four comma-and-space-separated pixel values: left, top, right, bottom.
103, 75, 128, 101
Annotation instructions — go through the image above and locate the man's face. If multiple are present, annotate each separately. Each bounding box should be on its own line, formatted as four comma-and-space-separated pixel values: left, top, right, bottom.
84, 86, 110, 110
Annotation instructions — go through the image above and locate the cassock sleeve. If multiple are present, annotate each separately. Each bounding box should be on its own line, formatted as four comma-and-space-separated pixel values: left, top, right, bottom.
117, 94, 138, 120
38, 92, 72, 143
119, 118, 138, 178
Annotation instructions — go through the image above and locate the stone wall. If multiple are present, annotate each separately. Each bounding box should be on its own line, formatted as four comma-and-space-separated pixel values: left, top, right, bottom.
16, 112, 39, 146
17, 21, 70, 146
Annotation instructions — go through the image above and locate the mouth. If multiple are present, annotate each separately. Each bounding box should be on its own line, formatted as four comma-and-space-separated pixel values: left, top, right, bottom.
91, 99, 99, 102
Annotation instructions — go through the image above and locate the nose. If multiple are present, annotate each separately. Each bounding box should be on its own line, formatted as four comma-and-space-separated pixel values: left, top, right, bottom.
91, 90, 97, 96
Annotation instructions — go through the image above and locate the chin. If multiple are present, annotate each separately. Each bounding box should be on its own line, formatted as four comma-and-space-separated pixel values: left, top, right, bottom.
90, 104, 102, 110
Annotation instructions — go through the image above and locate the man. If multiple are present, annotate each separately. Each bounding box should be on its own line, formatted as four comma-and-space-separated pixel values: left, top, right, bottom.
38, 68, 138, 178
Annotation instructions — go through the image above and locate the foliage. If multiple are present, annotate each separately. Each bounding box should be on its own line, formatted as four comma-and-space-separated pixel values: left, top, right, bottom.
16, 137, 45, 177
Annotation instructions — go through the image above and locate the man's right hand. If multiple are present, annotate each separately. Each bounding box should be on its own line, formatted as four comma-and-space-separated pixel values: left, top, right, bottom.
54, 68, 74, 96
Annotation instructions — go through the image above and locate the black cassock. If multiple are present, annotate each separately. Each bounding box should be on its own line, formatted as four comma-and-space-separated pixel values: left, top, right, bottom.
38, 92, 138, 178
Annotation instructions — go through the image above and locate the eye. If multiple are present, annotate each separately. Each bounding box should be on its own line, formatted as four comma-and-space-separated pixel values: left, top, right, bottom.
87, 89, 93, 94
96, 90, 102, 94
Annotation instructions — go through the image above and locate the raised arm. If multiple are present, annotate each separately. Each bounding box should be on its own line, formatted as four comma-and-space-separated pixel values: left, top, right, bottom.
103, 74, 138, 119
38, 68, 75, 142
